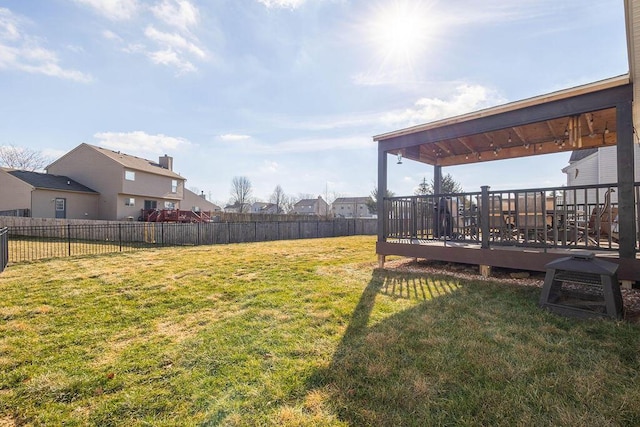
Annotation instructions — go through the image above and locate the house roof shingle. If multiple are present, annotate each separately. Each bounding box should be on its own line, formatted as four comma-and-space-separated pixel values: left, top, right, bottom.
83, 143, 185, 179
568, 148, 598, 163
333, 197, 373, 204
6, 169, 99, 194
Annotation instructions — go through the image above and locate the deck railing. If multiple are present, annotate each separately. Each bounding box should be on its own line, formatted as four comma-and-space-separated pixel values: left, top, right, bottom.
383, 183, 639, 252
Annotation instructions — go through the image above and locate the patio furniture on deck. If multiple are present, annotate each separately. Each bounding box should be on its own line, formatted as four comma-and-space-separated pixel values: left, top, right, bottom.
516, 192, 547, 243
479, 195, 514, 242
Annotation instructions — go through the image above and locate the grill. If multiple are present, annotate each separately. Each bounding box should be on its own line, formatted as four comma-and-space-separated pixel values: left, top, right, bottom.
539, 252, 623, 320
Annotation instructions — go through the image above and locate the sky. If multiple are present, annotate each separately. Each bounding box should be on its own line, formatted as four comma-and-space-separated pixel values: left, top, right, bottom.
0, 0, 630, 207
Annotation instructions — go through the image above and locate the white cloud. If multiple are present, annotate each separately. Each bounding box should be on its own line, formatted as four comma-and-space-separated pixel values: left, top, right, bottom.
0, 8, 20, 40
0, 8, 92, 82
259, 160, 280, 173
382, 84, 507, 127
148, 48, 196, 73
219, 134, 251, 141
150, 0, 199, 32
72, 0, 139, 21
102, 29, 123, 41
76, 1, 206, 75
257, 0, 308, 9
144, 26, 205, 58
92, 131, 192, 155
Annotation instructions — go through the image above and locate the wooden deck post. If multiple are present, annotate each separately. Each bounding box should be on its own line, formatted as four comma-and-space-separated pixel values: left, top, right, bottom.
480, 265, 492, 278
433, 165, 442, 195
616, 97, 637, 260
378, 254, 386, 269
377, 145, 388, 243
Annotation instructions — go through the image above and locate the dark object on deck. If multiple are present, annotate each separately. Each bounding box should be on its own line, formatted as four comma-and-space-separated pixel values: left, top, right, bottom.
434, 197, 453, 238
539, 252, 623, 320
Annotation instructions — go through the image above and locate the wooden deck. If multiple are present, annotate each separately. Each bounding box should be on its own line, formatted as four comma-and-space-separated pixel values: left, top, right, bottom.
377, 238, 640, 283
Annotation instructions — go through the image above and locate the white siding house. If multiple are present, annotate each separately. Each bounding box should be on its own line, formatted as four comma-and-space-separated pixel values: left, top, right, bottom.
562, 145, 640, 204
332, 197, 375, 218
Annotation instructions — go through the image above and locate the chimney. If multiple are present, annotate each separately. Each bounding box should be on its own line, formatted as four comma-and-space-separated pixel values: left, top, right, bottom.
200, 191, 206, 200
159, 154, 173, 171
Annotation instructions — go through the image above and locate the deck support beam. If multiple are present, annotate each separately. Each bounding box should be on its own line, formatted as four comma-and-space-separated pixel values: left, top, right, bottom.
616, 98, 636, 260
377, 147, 388, 244
434, 165, 442, 195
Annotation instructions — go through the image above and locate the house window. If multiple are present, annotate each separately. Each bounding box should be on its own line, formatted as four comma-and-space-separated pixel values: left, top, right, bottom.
171, 179, 178, 193
125, 170, 135, 181
125, 197, 135, 206
164, 201, 175, 209
144, 200, 157, 210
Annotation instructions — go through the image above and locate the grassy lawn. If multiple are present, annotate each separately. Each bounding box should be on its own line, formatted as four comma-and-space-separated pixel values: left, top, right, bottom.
0, 236, 639, 426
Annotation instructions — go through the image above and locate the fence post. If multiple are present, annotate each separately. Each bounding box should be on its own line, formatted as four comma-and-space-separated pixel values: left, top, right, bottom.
480, 185, 490, 249
0, 228, 8, 273
411, 198, 418, 239
197, 222, 201, 246
67, 223, 71, 257
119, 223, 122, 251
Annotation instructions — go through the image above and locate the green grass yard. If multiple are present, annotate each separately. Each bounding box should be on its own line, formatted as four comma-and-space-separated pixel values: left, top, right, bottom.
1, 236, 639, 426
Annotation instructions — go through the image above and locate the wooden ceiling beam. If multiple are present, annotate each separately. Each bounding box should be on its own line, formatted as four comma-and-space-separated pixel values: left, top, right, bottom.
435, 131, 617, 167
456, 136, 476, 154
511, 126, 526, 145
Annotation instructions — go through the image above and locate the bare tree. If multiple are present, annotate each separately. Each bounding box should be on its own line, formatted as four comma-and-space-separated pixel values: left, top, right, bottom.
269, 185, 288, 214
0, 144, 50, 171
230, 176, 252, 213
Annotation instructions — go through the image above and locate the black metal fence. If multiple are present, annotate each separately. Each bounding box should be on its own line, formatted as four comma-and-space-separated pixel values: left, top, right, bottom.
0, 227, 8, 273
6, 219, 377, 264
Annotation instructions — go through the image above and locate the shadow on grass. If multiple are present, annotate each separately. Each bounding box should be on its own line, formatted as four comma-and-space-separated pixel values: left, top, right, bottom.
308, 268, 640, 426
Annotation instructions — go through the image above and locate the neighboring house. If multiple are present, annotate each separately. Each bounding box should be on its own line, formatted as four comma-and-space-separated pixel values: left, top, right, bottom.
224, 202, 251, 213
250, 202, 279, 214
562, 145, 640, 204
291, 196, 330, 216
250, 202, 268, 214
47, 143, 186, 221
332, 197, 375, 218
183, 189, 221, 212
0, 168, 99, 219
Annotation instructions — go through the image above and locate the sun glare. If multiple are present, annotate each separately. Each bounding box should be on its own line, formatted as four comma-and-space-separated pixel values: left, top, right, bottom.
364, 0, 439, 81
364, 0, 439, 75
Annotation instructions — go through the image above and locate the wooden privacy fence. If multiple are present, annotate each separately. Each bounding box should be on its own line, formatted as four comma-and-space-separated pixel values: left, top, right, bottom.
5, 219, 377, 263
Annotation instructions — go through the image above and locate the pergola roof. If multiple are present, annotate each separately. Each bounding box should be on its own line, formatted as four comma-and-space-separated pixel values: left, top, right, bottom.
374, 75, 630, 167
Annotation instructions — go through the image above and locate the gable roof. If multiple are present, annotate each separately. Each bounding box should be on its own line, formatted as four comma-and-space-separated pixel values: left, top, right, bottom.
50, 143, 185, 180
568, 148, 598, 163
6, 169, 98, 194
294, 197, 326, 207
333, 197, 373, 204
88, 144, 185, 179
